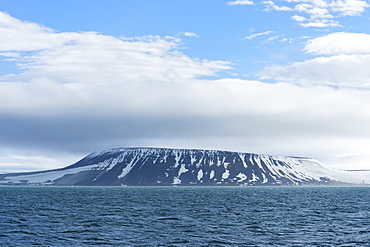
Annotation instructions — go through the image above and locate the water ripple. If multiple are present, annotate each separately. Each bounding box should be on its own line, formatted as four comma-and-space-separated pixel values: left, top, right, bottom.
0, 186, 370, 246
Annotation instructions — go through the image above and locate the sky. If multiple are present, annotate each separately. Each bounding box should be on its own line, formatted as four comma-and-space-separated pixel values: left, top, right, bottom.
1, 0, 370, 172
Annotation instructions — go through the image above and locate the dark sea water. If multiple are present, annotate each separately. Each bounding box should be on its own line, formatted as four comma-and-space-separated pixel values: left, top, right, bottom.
0, 186, 370, 246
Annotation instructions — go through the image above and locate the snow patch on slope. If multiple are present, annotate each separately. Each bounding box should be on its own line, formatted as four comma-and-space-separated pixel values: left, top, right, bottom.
173, 163, 189, 185
197, 169, 204, 181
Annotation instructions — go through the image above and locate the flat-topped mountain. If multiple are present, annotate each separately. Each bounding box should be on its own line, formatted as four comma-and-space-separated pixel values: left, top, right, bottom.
0, 148, 369, 186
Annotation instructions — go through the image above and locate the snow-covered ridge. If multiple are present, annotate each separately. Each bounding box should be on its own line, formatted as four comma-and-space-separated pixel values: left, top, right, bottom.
0, 147, 369, 186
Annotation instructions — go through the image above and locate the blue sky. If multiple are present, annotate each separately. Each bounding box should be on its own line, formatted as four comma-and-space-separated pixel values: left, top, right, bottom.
1, 0, 370, 172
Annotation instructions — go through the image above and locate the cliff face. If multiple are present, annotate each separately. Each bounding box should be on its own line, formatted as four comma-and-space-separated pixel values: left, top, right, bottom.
0, 148, 367, 186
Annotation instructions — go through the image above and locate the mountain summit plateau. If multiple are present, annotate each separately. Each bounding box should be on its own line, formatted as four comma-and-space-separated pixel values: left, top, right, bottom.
0, 148, 369, 186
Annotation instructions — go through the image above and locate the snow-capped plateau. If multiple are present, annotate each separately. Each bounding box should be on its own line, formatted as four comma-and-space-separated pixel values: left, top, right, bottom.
0, 147, 369, 186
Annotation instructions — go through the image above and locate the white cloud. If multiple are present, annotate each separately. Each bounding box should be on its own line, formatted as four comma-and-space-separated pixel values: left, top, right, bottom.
262, 0, 370, 27
228, 0, 254, 6
181, 32, 199, 37
329, 0, 370, 16
0, 12, 80, 51
305, 32, 370, 55
263, 0, 293, 11
292, 15, 340, 28
259, 32, 370, 88
266, 35, 279, 42
299, 18, 340, 27
245, 31, 274, 40
292, 15, 307, 22
0, 18, 231, 84
295, 4, 334, 19
0, 52, 21, 58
